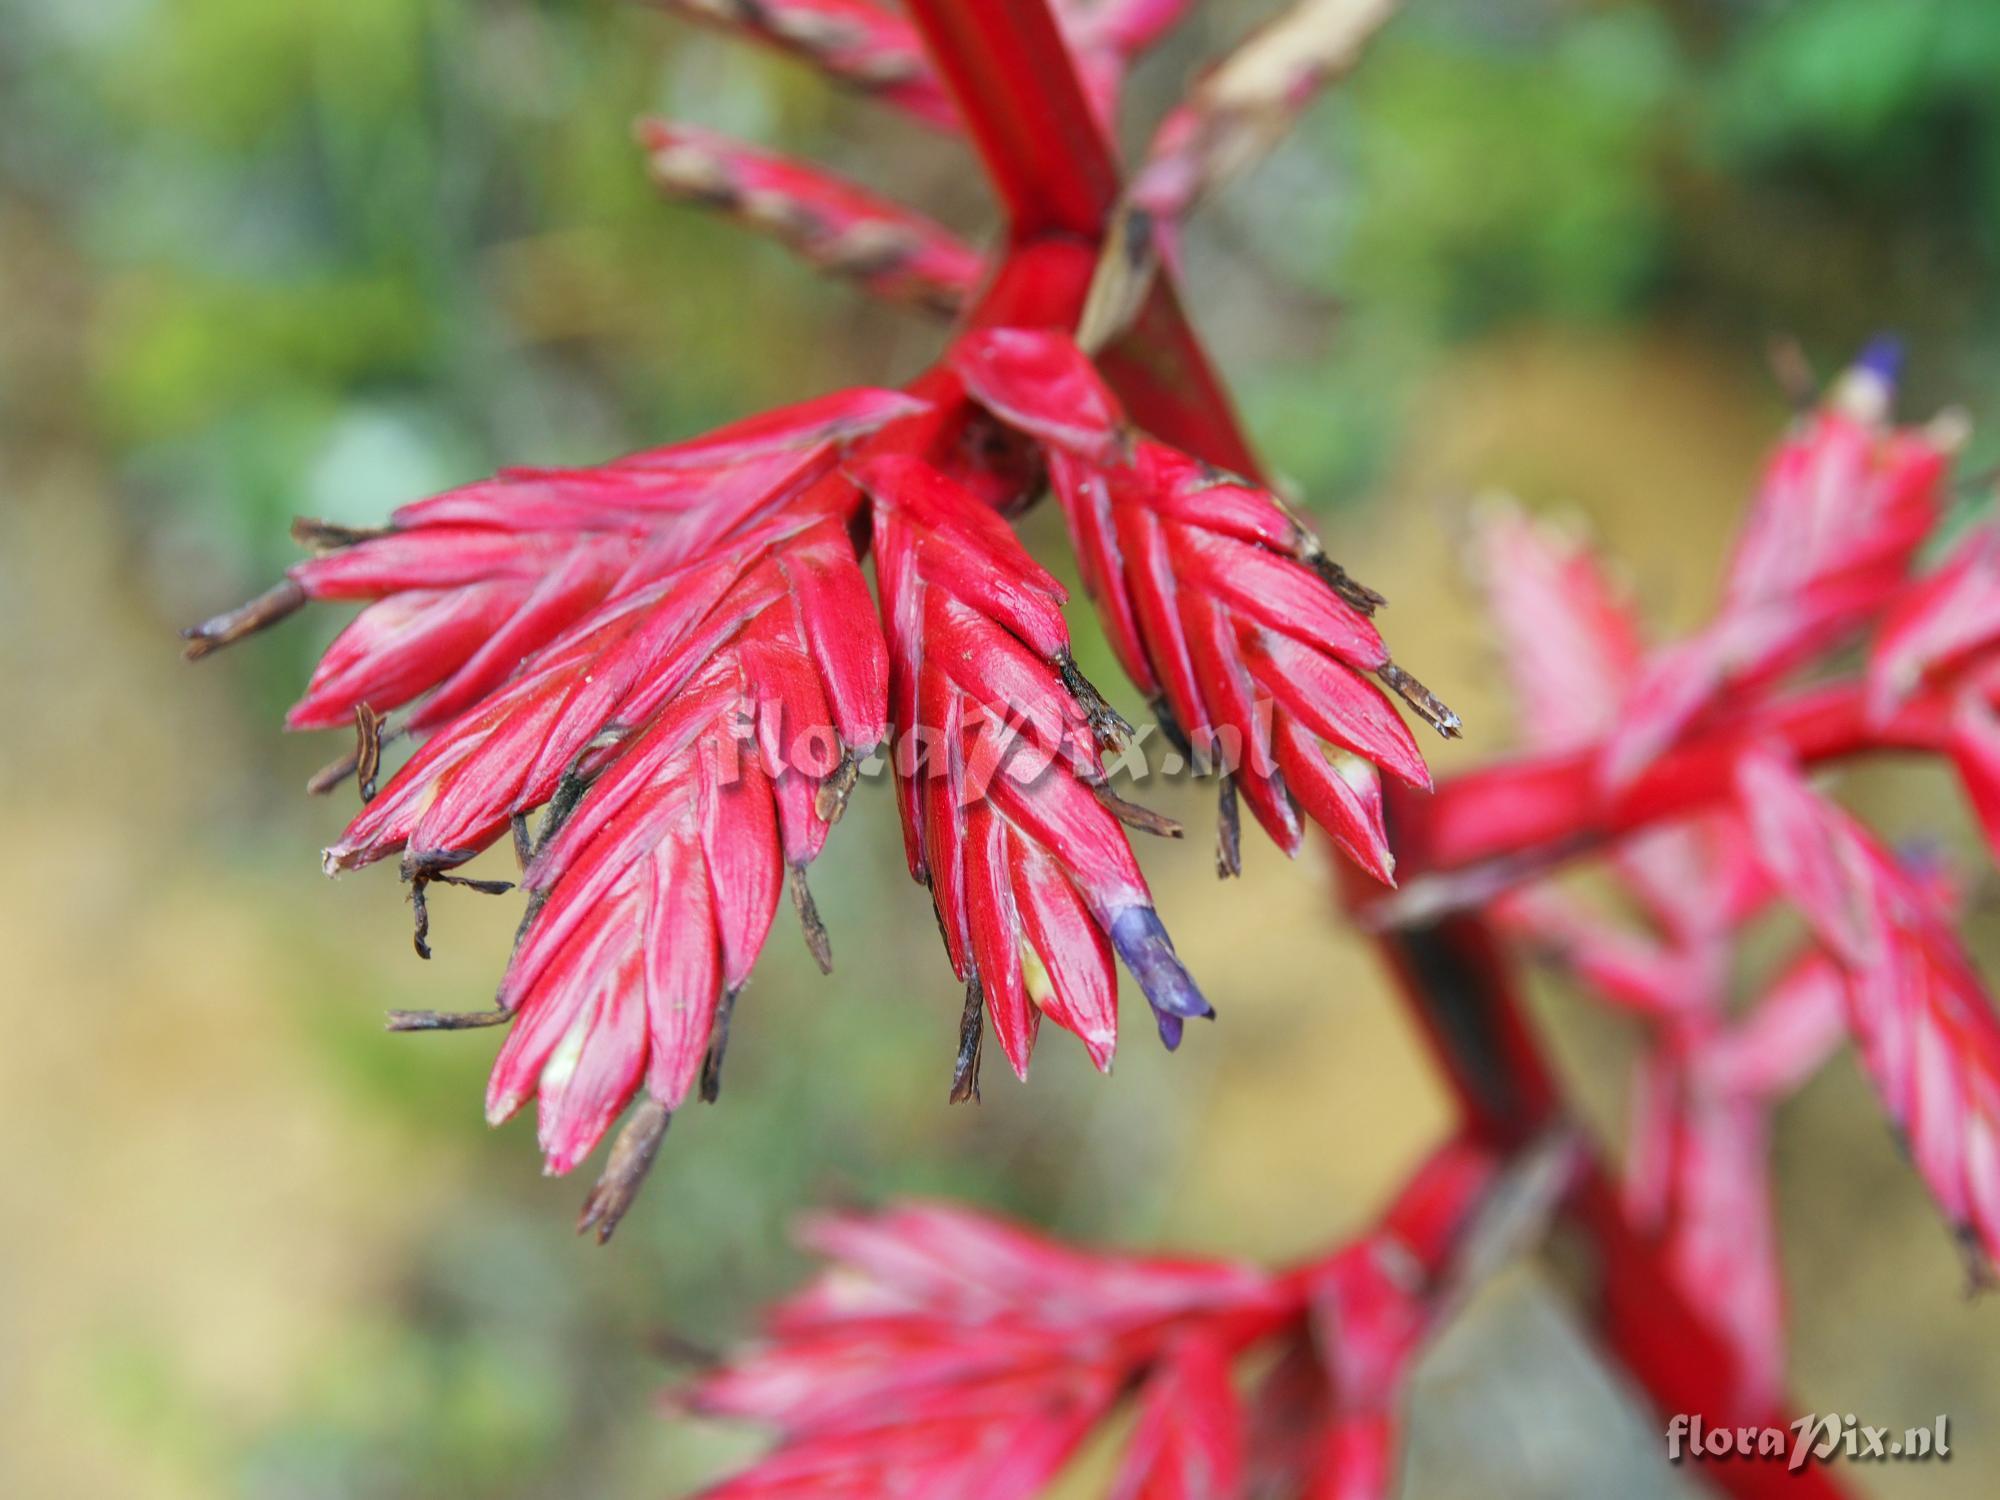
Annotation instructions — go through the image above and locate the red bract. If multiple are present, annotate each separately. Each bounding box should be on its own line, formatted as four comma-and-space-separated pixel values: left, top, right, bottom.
1602, 348, 1957, 788
1869, 524, 2000, 718
952, 327, 1453, 882
1736, 748, 2000, 1273
679, 1136, 1560, 1500
638, 120, 985, 316
654, 0, 959, 128
859, 453, 1205, 1073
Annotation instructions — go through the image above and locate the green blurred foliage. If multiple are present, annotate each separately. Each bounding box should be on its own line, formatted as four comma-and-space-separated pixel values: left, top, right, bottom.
1343, 8, 1678, 330
1214, 0, 1999, 500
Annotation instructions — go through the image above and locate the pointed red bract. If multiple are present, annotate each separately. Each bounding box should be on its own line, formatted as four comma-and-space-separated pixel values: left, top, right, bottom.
1109, 1336, 1244, 1500
639, 120, 985, 315
679, 1141, 1532, 1500
474, 502, 886, 1171
1869, 525, 2000, 719
1737, 748, 2000, 1270
1602, 356, 1954, 787
952, 328, 1443, 881
1472, 500, 1644, 753
654, 0, 958, 128
858, 453, 1207, 1071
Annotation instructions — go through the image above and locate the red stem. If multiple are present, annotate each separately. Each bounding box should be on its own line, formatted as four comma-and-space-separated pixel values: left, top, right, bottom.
903, 0, 1118, 239
902, 5, 1856, 1495
1399, 679, 1949, 879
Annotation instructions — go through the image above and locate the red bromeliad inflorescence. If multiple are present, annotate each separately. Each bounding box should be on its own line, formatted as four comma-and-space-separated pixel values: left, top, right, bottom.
185, 0, 2000, 1495
184, 0, 1450, 1225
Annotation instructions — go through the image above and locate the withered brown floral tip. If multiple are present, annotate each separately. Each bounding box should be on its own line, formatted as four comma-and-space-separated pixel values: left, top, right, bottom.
350, 702, 384, 803
656, 0, 958, 127
576, 1097, 672, 1245
179, 578, 304, 660
949, 973, 985, 1104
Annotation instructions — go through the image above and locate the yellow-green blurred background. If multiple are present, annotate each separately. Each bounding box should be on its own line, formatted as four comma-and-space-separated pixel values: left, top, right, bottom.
5, 1, 2000, 1496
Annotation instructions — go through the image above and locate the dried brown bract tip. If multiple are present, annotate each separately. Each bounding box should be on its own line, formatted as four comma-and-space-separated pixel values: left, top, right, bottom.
1057, 651, 1133, 749
789, 863, 834, 974
813, 750, 861, 823
1307, 551, 1387, 615
385, 1006, 512, 1032
305, 746, 360, 797
352, 702, 385, 803
1092, 783, 1183, 840
290, 517, 390, 552
1216, 775, 1243, 878
949, 973, 985, 1104
403, 862, 514, 960
1377, 662, 1461, 739
700, 987, 741, 1104
180, 579, 306, 661
577, 1099, 673, 1245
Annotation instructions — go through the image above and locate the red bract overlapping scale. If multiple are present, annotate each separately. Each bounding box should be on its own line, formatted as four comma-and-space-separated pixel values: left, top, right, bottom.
680, 1135, 1546, 1500
858, 453, 1204, 1072
1602, 351, 1957, 788
482, 504, 888, 1174
639, 120, 986, 316
951, 327, 1452, 883
1737, 748, 2000, 1274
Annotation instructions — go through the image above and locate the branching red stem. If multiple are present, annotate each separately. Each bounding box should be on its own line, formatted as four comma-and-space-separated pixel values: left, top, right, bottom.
904, 7, 1861, 1494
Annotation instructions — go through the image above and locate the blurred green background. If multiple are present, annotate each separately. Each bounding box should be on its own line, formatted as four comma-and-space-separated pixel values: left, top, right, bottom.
3, 1, 1998, 1496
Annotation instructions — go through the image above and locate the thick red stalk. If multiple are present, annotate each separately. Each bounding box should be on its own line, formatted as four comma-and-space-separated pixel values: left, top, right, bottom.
1397, 679, 1949, 881
902, 0, 1119, 239
903, 6, 1856, 1494
904, 0, 1258, 476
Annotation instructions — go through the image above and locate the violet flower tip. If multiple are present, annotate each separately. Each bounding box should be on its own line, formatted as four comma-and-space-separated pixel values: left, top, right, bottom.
1109, 906, 1215, 1034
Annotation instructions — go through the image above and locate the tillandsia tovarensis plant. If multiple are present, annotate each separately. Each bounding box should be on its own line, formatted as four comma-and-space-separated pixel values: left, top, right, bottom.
179, 0, 2000, 1495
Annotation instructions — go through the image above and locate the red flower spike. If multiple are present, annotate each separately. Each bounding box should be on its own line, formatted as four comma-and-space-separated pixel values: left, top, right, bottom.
477, 506, 886, 1176
678, 1131, 1564, 1500
1471, 498, 1644, 753
1602, 349, 1957, 787
950, 327, 1447, 881
1108, 1335, 1245, 1500
652, 0, 958, 129
1623, 1053, 1788, 1414
1869, 523, 2000, 719
857, 453, 1207, 1072
684, 1202, 1280, 1499
638, 120, 985, 317
1736, 747, 2000, 1272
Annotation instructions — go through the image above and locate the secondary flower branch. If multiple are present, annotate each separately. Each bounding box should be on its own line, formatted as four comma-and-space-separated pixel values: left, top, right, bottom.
179, 1, 1997, 1494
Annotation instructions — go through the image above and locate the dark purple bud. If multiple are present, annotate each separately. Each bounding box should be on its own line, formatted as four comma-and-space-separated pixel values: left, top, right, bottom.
1108, 905, 1213, 1051
1857, 334, 1904, 390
